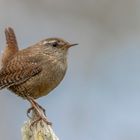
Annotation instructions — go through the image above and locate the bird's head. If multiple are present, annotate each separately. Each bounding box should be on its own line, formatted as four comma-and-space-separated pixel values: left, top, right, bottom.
40, 38, 78, 54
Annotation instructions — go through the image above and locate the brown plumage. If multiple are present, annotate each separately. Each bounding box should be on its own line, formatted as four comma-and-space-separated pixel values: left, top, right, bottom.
2, 27, 18, 66
0, 27, 78, 125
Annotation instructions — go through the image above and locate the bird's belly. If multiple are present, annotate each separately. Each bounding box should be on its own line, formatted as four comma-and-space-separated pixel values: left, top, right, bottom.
8, 67, 66, 99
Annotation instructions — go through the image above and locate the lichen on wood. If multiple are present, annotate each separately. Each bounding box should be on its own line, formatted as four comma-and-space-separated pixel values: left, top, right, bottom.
21, 109, 59, 140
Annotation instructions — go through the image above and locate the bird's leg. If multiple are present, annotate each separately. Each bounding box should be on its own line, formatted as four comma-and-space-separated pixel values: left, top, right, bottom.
27, 102, 46, 116
27, 102, 46, 119
26, 96, 52, 126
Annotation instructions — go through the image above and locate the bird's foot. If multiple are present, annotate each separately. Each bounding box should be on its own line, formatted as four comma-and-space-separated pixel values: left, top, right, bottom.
26, 96, 52, 127
30, 116, 52, 129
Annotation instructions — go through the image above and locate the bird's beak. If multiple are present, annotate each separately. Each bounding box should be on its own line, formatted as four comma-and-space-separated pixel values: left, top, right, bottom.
68, 43, 78, 48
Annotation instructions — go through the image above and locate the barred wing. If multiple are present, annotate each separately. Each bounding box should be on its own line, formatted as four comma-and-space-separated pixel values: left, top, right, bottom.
0, 57, 42, 89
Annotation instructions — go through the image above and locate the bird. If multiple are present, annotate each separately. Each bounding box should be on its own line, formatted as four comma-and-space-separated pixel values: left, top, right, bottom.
0, 27, 78, 125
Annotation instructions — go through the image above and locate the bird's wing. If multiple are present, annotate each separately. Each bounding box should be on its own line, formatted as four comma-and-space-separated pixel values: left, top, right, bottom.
2, 27, 19, 66
0, 56, 42, 89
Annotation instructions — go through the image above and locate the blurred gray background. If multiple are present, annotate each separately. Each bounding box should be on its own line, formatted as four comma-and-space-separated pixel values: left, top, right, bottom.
0, 0, 140, 140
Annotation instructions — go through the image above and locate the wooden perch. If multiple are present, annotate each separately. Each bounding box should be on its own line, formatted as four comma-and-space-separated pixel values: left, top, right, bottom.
21, 109, 59, 140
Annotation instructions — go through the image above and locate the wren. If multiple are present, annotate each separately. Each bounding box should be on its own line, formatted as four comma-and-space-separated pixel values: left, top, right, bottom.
0, 27, 78, 124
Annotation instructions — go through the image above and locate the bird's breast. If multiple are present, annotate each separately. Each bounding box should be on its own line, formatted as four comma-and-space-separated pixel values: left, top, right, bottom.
9, 56, 67, 99
33, 59, 67, 98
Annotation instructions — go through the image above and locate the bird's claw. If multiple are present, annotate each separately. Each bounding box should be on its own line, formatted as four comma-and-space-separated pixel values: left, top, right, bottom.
30, 116, 52, 129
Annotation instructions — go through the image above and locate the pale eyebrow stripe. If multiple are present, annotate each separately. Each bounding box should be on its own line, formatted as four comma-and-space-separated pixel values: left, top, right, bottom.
48, 40, 57, 43
42, 40, 57, 45
42, 41, 48, 45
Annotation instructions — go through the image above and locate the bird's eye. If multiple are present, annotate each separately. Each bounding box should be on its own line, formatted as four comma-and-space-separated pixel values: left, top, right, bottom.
51, 41, 59, 47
